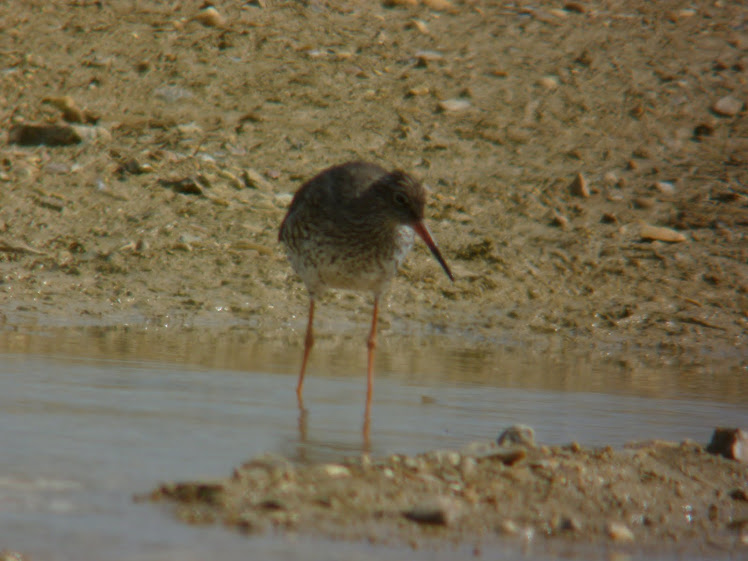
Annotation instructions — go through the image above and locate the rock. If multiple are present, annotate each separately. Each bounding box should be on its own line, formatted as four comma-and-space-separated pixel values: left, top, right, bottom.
551, 211, 569, 228
194, 6, 226, 27
242, 168, 274, 191
159, 177, 206, 196
475, 447, 527, 466
408, 19, 430, 34
633, 196, 656, 209
317, 464, 351, 478
422, 0, 454, 11
437, 99, 471, 112
498, 519, 520, 534
154, 85, 194, 103
564, 1, 587, 13
537, 76, 559, 90
8, 124, 81, 146
497, 425, 535, 447
383, 0, 418, 6
706, 428, 748, 463
693, 123, 715, 139
42, 95, 99, 124
640, 224, 687, 243
654, 181, 676, 194
568, 172, 590, 198
403, 497, 460, 526
415, 49, 444, 62
712, 96, 743, 117
606, 521, 635, 542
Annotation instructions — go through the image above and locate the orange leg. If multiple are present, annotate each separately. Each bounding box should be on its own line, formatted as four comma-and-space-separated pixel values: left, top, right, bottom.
363, 296, 379, 445
366, 296, 379, 407
296, 298, 315, 405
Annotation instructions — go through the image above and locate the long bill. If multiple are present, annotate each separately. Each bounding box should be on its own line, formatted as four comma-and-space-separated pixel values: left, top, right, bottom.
412, 221, 455, 282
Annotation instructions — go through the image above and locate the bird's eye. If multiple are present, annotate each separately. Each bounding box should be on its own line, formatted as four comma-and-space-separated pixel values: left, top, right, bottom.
393, 191, 409, 207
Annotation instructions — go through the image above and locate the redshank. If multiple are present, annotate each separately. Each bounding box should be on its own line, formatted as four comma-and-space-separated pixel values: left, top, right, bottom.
279, 161, 453, 409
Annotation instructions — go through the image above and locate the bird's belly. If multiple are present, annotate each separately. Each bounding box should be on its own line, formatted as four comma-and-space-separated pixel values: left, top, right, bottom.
285, 226, 415, 295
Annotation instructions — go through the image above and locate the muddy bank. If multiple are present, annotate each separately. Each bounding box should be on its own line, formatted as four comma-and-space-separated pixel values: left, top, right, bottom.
147, 430, 748, 555
0, 0, 746, 372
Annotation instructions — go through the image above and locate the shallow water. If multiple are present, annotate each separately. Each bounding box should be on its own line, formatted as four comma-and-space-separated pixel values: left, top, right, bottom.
0, 327, 746, 561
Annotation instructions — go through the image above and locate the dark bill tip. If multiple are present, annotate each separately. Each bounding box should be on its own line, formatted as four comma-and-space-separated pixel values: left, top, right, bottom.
412, 222, 454, 282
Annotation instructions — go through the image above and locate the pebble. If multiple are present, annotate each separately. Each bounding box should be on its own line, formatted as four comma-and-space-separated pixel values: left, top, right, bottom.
383, 0, 418, 6
551, 211, 569, 228
537, 76, 559, 90
568, 172, 590, 198
8, 124, 81, 146
407, 86, 430, 97
498, 519, 520, 535
603, 171, 618, 186
42, 95, 98, 124
712, 95, 743, 117
317, 464, 351, 478
194, 6, 226, 27
705, 428, 748, 463
408, 19, 429, 34
422, 0, 455, 11
242, 168, 274, 191
154, 85, 194, 103
437, 99, 471, 112
475, 447, 527, 466
606, 521, 635, 542
415, 50, 444, 64
633, 196, 656, 209
640, 224, 686, 243
403, 497, 460, 526
564, 1, 587, 13
654, 181, 676, 194
498, 425, 535, 447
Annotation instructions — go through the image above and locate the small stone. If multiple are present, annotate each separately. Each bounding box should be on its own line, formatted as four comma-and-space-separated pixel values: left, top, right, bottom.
154, 85, 194, 103
475, 447, 526, 466
318, 464, 351, 478
654, 181, 676, 194
422, 0, 455, 11
640, 224, 686, 243
242, 168, 274, 191
498, 519, 520, 535
194, 6, 225, 27
383, 0, 418, 6
568, 172, 590, 198
408, 19, 429, 34
437, 99, 471, 112
564, 1, 586, 13
693, 123, 715, 139
415, 50, 444, 64
712, 95, 743, 117
633, 196, 656, 209
403, 497, 460, 526
706, 428, 748, 463
607, 521, 635, 542
603, 171, 618, 186
537, 76, 559, 90
8, 124, 81, 147
407, 85, 430, 97
551, 211, 569, 228
498, 425, 535, 447
159, 177, 205, 196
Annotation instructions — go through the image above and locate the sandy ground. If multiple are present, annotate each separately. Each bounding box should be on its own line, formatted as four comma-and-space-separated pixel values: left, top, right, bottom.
146, 432, 748, 555
1, 0, 747, 555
